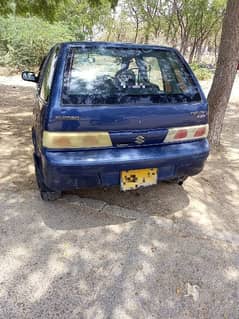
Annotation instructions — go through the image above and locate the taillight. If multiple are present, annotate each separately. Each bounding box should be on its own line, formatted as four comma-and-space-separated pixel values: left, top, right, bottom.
174, 129, 188, 139
194, 126, 207, 137
42, 131, 112, 149
164, 124, 208, 143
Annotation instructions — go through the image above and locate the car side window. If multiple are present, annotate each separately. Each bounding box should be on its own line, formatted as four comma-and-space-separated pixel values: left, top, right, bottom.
40, 47, 59, 101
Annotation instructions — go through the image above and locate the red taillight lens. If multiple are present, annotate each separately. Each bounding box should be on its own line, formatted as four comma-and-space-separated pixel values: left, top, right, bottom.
174, 129, 188, 139
164, 124, 208, 143
194, 126, 206, 137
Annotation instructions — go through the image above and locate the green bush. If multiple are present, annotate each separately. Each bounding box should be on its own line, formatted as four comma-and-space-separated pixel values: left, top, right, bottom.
0, 16, 74, 69
190, 63, 214, 81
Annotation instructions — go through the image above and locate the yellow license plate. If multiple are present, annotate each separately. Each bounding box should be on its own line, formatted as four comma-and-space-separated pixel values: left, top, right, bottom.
121, 168, 158, 191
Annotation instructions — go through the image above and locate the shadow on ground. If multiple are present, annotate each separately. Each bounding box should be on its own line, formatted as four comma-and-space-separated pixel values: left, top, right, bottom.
1, 190, 238, 318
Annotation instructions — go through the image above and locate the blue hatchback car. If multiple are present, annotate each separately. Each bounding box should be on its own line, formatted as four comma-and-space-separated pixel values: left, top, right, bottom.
22, 42, 209, 201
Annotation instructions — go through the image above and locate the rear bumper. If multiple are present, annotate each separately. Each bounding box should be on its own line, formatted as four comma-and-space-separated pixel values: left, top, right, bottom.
41, 139, 209, 191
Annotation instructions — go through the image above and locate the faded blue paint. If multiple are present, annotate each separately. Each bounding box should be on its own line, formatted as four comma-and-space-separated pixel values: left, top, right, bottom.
30, 41, 209, 192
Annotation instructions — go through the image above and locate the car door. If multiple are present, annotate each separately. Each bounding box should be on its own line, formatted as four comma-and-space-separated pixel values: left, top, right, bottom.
34, 46, 59, 155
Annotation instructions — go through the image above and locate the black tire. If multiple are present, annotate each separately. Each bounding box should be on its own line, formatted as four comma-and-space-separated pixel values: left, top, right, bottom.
40, 191, 61, 201
33, 153, 62, 201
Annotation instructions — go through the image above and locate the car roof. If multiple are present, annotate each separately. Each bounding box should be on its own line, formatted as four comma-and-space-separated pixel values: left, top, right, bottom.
58, 41, 174, 51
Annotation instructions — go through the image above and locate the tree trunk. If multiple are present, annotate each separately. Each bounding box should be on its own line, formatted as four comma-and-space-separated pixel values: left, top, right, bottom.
180, 34, 189, 56
144, 28, 150, 44
180, 40, 188, 56
195, 39, 206, 63
188, 39, 198, 64
214, 33, 218, 62
134, 17, 139, 43
207, 0, 239, 146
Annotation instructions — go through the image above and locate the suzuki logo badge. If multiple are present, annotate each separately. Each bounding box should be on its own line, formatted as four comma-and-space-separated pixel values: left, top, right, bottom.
135, 135, 145, 144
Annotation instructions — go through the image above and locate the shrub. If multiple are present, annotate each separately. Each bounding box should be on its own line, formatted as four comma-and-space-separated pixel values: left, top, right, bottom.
0, 16, 74, 69
190, 62, 214, 81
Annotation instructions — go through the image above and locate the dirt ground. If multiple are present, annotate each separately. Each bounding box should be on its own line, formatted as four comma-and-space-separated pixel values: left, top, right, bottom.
0, 76, 239, 319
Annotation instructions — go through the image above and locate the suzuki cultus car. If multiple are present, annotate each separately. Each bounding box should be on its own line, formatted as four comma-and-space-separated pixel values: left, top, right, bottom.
22, 42, 209, 201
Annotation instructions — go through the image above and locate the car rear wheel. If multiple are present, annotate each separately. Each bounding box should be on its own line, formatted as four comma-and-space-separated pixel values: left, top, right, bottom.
34, 153, 62, 201
40, 191, 61, 201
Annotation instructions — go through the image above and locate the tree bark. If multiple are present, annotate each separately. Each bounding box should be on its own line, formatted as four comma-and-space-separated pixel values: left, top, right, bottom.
188, 38, 198, 64
207, 0, 239, 146
134, 16, 139, 43
144, 25, 150, 44
195, 39, 206, 62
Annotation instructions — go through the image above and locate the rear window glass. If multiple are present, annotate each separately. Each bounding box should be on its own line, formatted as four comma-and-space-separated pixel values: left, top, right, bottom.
62, 46, 201, 105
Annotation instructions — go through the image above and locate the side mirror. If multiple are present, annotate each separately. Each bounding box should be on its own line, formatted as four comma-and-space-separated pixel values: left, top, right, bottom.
22, 71, 38, 82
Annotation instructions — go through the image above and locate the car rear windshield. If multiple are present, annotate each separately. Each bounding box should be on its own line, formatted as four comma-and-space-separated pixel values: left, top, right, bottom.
62, 46, 201, 105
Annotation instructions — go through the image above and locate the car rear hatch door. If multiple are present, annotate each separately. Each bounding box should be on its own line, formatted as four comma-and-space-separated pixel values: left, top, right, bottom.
45, 43, 208, 149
